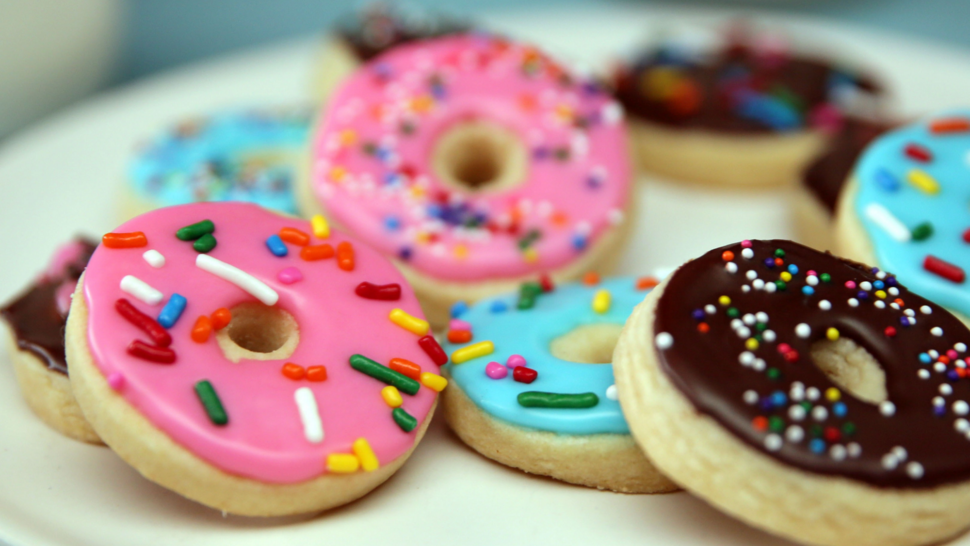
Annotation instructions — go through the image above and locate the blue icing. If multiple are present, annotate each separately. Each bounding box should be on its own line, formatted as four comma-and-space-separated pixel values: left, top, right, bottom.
443, 277, 649, 435
128, 108, 310, 214
854, 111, 970, 316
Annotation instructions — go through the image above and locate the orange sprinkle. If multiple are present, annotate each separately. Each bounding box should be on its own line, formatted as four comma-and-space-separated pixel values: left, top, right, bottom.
774, 257, 784, 266
721, 250, 735, 261
191, 316, 212, 343
211, 308, 231, 330
894, 298, 905, 306
282, 363, 305, 380
959, 368, 968, 379
518, 94, 537, 111
301, 244, 334, 261
636, 276, 660, 290
940, 355, 952, 364
102, 231, 147, 248
389, 358, 421, 380
337, 241, 355, 271
583, 272, 600, 285
930, 117, 970, 134
448, 330, 473, 344
306, 366, 328, 382
697, 323, 710, 333
550, 211, 570, 227
279, 227, 310, 246
752, 416, 768, 431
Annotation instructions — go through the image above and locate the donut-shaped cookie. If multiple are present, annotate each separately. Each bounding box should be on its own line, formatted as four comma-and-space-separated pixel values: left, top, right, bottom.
124, 108, 310, 219
313, 4, 469, 100
303, 34, 633, 327
441, 275, 675, 493
613, 239, 970, 546
1, 239, 100, 443
66, 202, 441, 516
793, 116, 890, 251
837, 111, 970, 324
611, 26, 885, 186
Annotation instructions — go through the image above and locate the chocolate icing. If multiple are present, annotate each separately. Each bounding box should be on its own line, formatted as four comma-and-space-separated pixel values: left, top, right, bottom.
335, 5, 469, 62
1, 240, 96, 375
802, 117, 892, 213
612, 43, 881, 133
654, 239, 970, 488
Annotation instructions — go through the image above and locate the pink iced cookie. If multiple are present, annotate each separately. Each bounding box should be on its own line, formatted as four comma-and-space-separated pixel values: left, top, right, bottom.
306, 34, 633, 324
66, 202, 442, 516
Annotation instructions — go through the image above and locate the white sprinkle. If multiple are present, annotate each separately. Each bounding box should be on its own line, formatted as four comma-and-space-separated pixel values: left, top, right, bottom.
752, 279, 766, 290
891, 303, 901, 310
142, 249, 165, 268
763, 330, 777, 342
935, 362, 947, 373
933, 396, 945, 407
739, 352, 756, 366
119, 275, 163, 305
705, 304, 716, 314
955, 401, 970, 416
918, 369, 931, 379
725, 262, 738, 274
731, 319, 744, 330
881, 453, 898, 470
765, 282, 777, 293
848, 298, 859, 307
786, 425, 804, 443
743, 313, 756, 325
742, 285, 751, 292
601, 101, 623, 125
888, 287, 899, 296
655, 332, 674, 350
742, 248, 754, 259
606, 385, 619, 401
294, 387, 324, 443
880, 401, 896, 417
877, 271, 887, 279
607, 208, 624, 225
756, 312, 769, 323
736, 326, 751, 338
753, 359, 766, 371
864, 203, 911, 242
929, 350, 939, 359
830, 444, 847, 461
847, 443, 862, 458
931, 327, 944, 337
904, 308, 915, 316
921, 305, 933, 315
795, 323, 811, 338
789, 405, 806, 421
196, 254, 279, 306
764, 434, 783, 451
819, 300, 832, 311
743, 390, 759, 404
746, 270, 758, 280
806, 387, 820, 401
812, 406, 828, 421
860, 281, 872, 291
874, 301, 886, 309
941, 384, 954, 396
790, 382, 805, 401
907, 462, 924, 479
957, 343, 967, 353
892, 446, 908, 461
806, 275, 819, 286
955, 418, 970, 433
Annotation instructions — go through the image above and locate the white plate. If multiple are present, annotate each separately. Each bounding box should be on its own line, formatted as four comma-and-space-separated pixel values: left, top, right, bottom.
3, 5, 970, 546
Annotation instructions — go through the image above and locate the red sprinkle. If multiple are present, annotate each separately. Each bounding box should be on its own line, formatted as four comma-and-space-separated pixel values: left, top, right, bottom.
513, 366, 537, 384
306, 366, 327, 382
127, 340, 176, 364
924, 255, 965, 283
211, 307, 232, 330
751, 416, 768, 431
823, 427, 841, 442
962, 228, 970, 244
784, 350, 799, 363
904, 143, 933, 162
539, 273, 554, 293
930, 118, 970, 134
697, 322, 710, 333
300, 244, 334, 261
191, 316, 212, 343
636, 276, 659, 290
337, 241, 355, 271
115, 298, 171, 347
389, 357, 421, 379
884, 326, 897, 337
447, 330, 472, 344
102, 232, 147, 248
355, 282, 401, 300
418, 335, 448, 366
582, 272, 600, 285
278, 227, 310, 246
282, 363, 305, 380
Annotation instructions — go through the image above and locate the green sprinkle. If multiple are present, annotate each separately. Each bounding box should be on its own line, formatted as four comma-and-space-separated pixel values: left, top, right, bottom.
517, 229, 542, 250
726, 307, 740, 318
176, 219, 215, 241
350, 354, 420, 395
520, 282, 542, 298
755, 322, 768, 332
911, 222, 934, 241
800, 401, 813, 412
820, 273, 831, 283
842, 422, 857, 436
392, 407, 417, 432
768, 415, 785, 432
766, 368, 782, 380
774, 248, 786, 258
194, 380, 228, 426
517, 391, 599, 409
517, 295, 536, 310
810, 424, 824, 438
775, 280, 787, 291
193, 233, 217, 253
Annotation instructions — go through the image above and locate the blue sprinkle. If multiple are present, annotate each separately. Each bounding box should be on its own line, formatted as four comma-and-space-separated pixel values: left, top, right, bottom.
398, 247, 413, 261
788, 264, 799, 275
920, 353, 932, 364
771, 391, 787, 407
764, 258, 775, 269
430, 83, 446, 100
886, 277, 898, 286
875, 169, 900, 192
426, 204, 443, 219
384, 216, 401, 231
760, 398, 774, 411
490, 300, 508, 313
809, 438, 826, 454
266, 234, 287, 257
802, 286, 815, 296
572, 234, 587, 251
384, 172, 402, 186
692, 309, 706, 321
934, 405, 947, 417
874, 280, 885, 289
157, 294, 187, 329
833, 402, 847, 418
948, 370, 961, 381
857, 291, 869, 300
450, 301, 468, 318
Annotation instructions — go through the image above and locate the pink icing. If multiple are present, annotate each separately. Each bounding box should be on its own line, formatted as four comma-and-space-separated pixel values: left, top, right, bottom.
82, 202, 437, 483
310, 34, 631, 282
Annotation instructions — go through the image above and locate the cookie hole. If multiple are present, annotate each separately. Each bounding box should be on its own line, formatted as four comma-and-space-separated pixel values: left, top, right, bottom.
549, 323, 624, 364
216, 302, 299, 363
810, 337, 887, 404
432, 121, 527, 193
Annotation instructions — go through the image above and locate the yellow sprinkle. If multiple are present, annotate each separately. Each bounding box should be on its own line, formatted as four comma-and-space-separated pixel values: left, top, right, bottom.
420, 372, 448, 392
907, 169, 940, 195
338, 129, 357, 146
825, 387, 841, 402
780, 272, 792, 282
452, 341, 494, 364
718, 295, 731, 306
826, 327, 840, 341
592, 289, 611, 314
410, 94, 434, 113
329, 166, 347, 183
745, 338, 759, 350
389, 308, 430, 336
875, 290, 887, 299
409, 185, 426, 198
522, 248, 539, 263
352, 438, 380, 472
311, 214, 330, 239
454, 244, 468, 259
381, 385, 402, 408
416, 231, 431, 245
642, 66, 681, 100
326, 453, 360, 473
